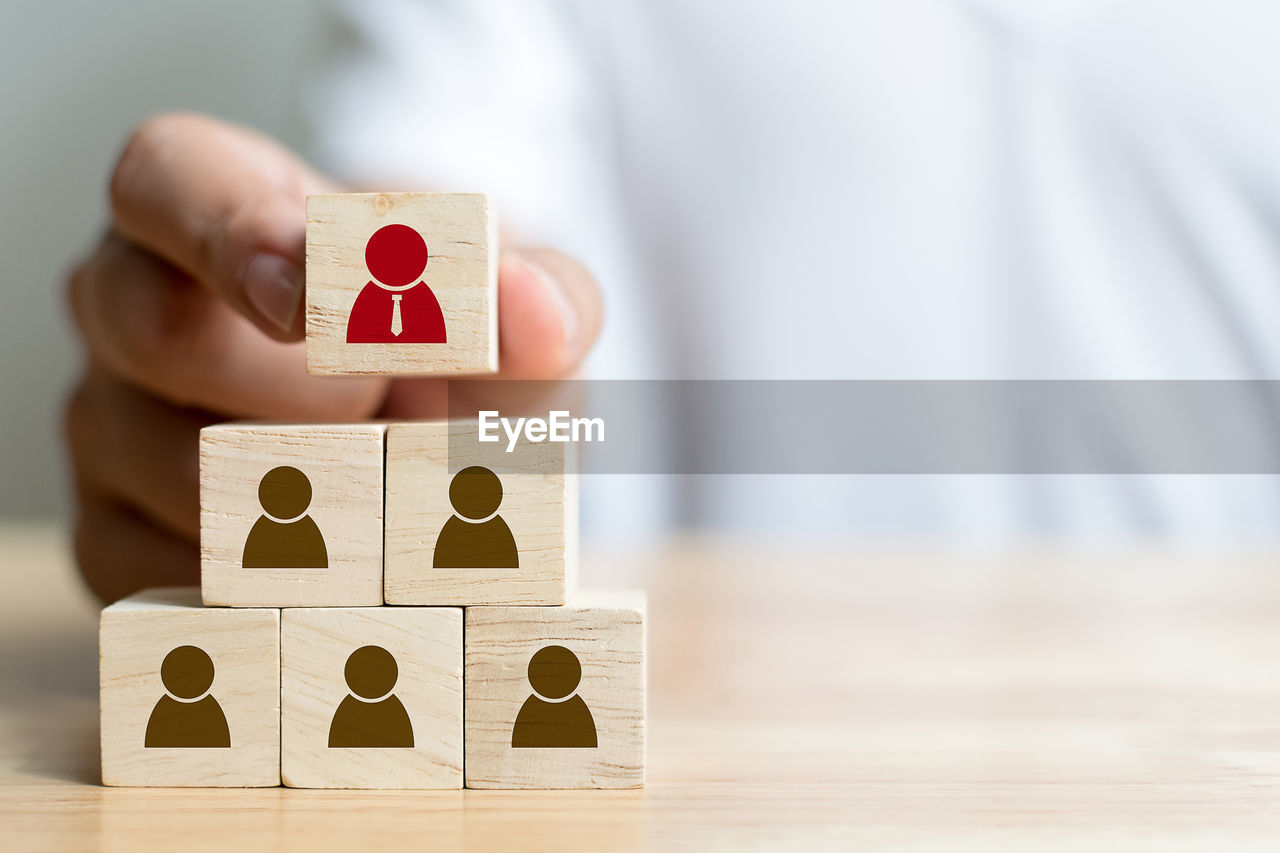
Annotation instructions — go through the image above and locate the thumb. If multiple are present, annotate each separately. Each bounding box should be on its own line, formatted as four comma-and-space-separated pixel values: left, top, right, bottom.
495, 247, 604, 379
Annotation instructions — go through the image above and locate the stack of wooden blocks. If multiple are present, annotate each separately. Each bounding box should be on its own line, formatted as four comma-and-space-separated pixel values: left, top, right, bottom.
98, 193, 646, 790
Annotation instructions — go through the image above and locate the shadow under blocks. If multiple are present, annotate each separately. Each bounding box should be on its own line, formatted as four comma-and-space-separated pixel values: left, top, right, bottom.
97, 191, 645, 789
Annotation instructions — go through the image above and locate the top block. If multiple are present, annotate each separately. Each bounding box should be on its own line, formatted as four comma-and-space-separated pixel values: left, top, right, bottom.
305, 193, 498, 376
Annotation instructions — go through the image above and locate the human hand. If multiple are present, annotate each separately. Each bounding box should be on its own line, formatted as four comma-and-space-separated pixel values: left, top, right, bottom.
65, 113, 602, 602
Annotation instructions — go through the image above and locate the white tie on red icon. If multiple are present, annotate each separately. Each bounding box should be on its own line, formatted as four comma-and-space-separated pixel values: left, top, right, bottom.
390, 294, 403, 337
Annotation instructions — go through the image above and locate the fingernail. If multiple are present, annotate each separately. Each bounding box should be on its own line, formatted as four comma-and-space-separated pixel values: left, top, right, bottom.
521, 255, 578, 347
243, 253, 303, 333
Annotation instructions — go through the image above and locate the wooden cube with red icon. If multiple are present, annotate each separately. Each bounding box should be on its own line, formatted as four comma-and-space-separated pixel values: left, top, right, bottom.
304, 192, 498, 375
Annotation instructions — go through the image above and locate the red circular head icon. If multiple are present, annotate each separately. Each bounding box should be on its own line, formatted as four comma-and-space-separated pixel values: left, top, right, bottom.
365, 224, 428, 287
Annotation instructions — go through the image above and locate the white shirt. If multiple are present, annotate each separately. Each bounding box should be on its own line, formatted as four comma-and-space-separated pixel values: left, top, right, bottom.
309, 0, 1280, 541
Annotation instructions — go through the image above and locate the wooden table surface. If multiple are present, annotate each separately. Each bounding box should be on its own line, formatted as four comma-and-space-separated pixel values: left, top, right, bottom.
5, 522, 1280, 850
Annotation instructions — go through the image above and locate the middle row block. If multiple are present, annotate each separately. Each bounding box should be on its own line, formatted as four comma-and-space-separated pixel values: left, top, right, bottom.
200, 422, 574, 607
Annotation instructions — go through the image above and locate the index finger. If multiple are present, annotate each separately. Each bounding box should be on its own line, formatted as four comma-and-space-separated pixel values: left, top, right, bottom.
108, 112, 337, 339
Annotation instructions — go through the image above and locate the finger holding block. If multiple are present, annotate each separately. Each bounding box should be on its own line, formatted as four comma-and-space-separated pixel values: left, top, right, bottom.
281, 607, 464, 789
99, 588, 280, 787
384, 421, 576, 605
306, 192, 498, 376
200, 423, 386, 607
465, 591, 646, 789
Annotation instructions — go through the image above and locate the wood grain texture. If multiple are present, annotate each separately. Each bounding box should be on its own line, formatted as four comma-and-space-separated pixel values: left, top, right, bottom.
465, 591, 645, 789
305, 193, 498, 376
384, 421, 576, 605
281, 607, 463, 789
200, 423, 385, 607
25, 525, 1280, 848
99, 587, 280, 787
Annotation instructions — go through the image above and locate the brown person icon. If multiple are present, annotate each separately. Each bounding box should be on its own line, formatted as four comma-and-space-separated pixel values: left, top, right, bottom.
242, 466, 328, 569
511, 645, 597, 748
328, 645, 415, 748
433, 466, 518, 569
145, 645, 231, 748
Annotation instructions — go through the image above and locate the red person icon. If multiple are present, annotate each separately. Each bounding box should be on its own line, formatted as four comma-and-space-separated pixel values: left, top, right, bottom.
346, 224, 447, 343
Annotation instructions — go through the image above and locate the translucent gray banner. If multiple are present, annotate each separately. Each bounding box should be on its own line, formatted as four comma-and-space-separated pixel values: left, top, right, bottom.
444, 380, 1280, 474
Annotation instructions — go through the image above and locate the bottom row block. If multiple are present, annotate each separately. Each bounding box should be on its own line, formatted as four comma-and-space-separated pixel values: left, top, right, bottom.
100, 588, 645, 789
99, 589, 281, 787
282, 606, 464, 788
465, 593, 645, 789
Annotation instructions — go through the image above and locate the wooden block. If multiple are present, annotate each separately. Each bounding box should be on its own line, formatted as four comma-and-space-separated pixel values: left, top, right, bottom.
281, 606, 463, 789
305, 192, 498, 376
384, 421, 577, 605
465, 591, 645, 789
200, 423, 385, 607
99, 588, 280, 787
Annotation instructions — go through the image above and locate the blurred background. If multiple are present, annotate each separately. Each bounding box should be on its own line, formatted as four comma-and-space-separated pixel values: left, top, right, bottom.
5, 0, 1280, 542
0, 0, 320, 520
